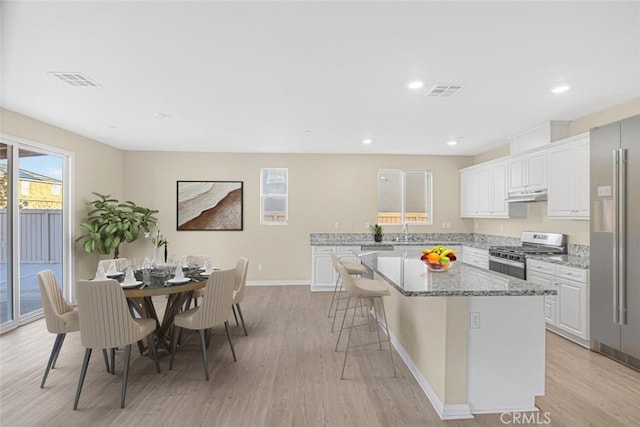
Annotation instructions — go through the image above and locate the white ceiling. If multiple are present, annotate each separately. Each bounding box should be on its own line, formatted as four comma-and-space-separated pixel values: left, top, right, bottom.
2, 1, 639, 155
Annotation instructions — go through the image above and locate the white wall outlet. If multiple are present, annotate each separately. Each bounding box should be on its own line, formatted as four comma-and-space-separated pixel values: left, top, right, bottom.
500, 223, 504, 232
475, 222, 480, 230
446, 222, 451, 229
258, 263, 263, 272
469, 312, 481, 329
365, 222, 370, 230
442, 222, 447, 229
334, 222, 340, 229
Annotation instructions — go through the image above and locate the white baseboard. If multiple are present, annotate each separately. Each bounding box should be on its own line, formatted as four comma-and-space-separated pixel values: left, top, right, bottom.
246, 280, 310, 287
374, 311, 473, 420
387, 329, 473, 420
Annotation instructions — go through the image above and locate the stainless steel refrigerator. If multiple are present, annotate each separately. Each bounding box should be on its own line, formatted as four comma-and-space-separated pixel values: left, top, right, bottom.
590, 114, 640, 371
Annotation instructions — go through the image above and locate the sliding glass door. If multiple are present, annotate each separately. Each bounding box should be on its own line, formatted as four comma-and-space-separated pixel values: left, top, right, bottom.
0, 138, 71, 331
0, 143, 12, 324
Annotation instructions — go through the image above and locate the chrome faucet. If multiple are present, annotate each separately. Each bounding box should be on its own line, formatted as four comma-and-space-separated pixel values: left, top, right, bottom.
402, 223, 409, 242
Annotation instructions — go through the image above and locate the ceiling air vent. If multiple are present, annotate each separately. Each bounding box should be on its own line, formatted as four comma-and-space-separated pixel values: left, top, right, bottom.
427, 84, 463, 97
48, 72, 101, 87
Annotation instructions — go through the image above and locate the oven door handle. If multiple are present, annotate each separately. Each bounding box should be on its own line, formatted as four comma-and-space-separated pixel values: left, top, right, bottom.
489, 256, 524, 268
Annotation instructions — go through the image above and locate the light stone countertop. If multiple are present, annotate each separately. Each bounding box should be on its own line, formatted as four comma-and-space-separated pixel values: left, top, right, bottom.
358, 250, 557, 297
527, 254, 590, 269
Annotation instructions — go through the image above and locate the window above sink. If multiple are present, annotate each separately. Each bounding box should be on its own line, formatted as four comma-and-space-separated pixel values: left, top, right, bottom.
377, 169, 432, 226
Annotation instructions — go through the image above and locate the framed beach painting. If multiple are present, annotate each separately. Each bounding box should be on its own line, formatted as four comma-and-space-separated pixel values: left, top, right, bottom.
177, 181, 243, 231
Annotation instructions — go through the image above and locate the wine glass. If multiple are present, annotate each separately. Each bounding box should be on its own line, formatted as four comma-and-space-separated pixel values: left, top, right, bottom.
141, 257, 153, 285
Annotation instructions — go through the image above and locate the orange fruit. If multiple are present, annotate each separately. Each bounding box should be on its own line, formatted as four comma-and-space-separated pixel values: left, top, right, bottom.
427, 253, 441, 263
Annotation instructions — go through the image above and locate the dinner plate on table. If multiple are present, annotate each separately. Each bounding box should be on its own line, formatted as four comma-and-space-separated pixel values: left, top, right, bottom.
120, 281, 143, 288
167, 277, 191, 285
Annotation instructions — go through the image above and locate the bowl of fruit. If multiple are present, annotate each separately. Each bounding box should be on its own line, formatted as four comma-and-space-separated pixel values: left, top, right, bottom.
420, 245, 457, 272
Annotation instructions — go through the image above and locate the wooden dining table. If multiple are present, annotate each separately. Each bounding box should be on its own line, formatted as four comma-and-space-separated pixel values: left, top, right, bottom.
124, 278, 207, 356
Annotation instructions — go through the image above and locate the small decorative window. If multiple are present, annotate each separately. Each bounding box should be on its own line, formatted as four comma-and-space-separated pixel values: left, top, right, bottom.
260, 168, 288, 225
377, 170, 432, 225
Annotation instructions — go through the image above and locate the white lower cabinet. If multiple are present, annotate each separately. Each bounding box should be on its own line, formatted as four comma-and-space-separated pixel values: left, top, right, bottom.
557, 278, 588, 338
311, 246, 360, 291
527, 259, 589, 345
462, 246, 489, 270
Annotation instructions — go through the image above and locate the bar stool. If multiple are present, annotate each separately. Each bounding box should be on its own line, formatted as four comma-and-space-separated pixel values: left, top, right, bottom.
334, 263, 396, 379
328, 252, 367, 332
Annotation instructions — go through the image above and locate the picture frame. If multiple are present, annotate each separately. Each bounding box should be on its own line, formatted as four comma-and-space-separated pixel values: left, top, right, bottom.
176, 180, 243, 231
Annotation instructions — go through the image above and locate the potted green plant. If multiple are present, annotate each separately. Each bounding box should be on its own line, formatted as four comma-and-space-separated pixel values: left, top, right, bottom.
76, 192, 159, 259
371, 223, 383, 242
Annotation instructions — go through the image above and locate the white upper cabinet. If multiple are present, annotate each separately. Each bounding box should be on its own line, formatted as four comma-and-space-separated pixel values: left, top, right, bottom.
547, 133, 590, 219
508, 151, 547, 193
460, 159, 519, 218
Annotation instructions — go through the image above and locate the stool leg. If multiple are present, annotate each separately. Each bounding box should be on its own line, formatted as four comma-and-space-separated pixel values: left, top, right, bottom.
330, 279, 345, 333
379, 298, 397, 377
341, 296, 360, 380
335, 295, 351, 352
328, 275, 340, 317
373, 298, 383, 350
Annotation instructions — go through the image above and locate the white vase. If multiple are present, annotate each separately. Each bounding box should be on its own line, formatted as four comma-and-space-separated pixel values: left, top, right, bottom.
152, 247, 163, 266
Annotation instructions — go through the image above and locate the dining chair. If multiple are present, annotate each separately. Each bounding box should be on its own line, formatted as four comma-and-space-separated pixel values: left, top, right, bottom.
37, 270, 85, 388
334, 263, 396, 380
184, 255, 209, 308
170, 268, 237, 381
328, 252, 367, 332
231, 257, 249, 336
73, 279, 160, 409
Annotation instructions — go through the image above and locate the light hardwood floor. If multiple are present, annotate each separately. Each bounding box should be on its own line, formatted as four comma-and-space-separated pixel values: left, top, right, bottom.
1, 286, 639, 427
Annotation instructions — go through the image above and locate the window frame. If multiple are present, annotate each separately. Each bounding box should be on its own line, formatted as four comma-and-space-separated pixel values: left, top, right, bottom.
377, 169, 433, 226
260, 168, 288, 225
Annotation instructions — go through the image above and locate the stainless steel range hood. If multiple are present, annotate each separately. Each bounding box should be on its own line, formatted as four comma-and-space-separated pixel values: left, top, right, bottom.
505, 190, 548, 203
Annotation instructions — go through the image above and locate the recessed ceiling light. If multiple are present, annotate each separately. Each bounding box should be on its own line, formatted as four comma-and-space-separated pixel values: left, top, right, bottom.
363, 139, 373, 144
447, 140, 458, 146
407, 81, 424, 90
551, 85, 570, 94
153, 112, 171, 119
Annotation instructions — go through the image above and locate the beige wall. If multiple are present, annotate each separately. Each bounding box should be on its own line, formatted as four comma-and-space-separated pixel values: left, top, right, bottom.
123, 151, 474, 281
571, 97, 640, 135
1, 108, 124, 283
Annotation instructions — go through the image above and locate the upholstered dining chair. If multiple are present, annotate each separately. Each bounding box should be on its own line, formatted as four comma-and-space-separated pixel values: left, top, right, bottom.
231, 257, 249, 336
37, 270, 85, 388
73, 279, 160, 409
170, 268, 237, 381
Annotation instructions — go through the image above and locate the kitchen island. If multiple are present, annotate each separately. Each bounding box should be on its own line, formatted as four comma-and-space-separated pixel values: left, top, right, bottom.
358, 250, 556, 420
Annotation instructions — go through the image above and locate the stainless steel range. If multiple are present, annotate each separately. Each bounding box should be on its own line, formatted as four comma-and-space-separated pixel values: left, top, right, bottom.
489, 232, 567, 279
